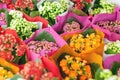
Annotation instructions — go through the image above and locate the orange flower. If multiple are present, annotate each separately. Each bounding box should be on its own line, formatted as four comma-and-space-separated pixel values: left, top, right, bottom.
71, 62, 80, 70
78, 70, 83, 75
80, 75, 87, 80
64, 68, 70, 74
85, 65, 92, 78
62, 66, 68, 72
69, 71, 77, 77
60, 59, 67, 67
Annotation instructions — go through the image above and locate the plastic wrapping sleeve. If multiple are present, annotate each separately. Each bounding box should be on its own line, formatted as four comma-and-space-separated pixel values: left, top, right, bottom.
61, 29, 105, 57
23, 13, 48, 28
1, 28, 30, 68
0, 58, 19, 73
24, 27, 67, 61
50, 45, 103, 69
41, 57, 62, 80
52, 11, 91, 35
92, 11, 120, 41
103, 53, 120, 69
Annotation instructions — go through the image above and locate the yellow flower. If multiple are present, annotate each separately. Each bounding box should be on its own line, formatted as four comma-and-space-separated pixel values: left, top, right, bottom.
65, 77, 70, 80
7, 71, 13, 78
0, 76, 5, 80
0, 69, 7, 75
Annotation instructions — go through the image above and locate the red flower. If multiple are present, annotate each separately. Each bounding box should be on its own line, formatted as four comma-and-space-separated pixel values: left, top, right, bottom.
15, 0, 34, 10
75, 2, 85, 10
76, 0, 83, 3
1, 0, 12, 4
7, 3, 15, 9
85, 0, 93, 3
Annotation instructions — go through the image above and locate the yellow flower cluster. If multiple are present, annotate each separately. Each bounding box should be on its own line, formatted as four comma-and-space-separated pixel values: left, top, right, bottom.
0, 67, 14, 80
69, 33, 101, 53
60, 55, 92, 80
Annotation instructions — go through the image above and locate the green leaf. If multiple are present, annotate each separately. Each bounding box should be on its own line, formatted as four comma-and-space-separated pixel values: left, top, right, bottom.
4, 66, 12, 72
90, 63, 100, 78
5, 10, 12, 27
105, 49, 117, 54
92, 0, 103, 9
30, 11, 39, 17
66, 17, 78, 24
0, 8, 6, 13
110, 62, 120, 75
95, 68, 104, 80
10, 75, 23, 80
34, 31, 56, 42
82, 28, 96, 38
18, 54, 27, 65
71, 8, 87, 16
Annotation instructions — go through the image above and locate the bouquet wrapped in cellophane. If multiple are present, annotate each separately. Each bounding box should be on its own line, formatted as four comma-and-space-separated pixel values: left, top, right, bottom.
24, 27, 67, 61
50, 45, 103, 79
0, 28, 30, 66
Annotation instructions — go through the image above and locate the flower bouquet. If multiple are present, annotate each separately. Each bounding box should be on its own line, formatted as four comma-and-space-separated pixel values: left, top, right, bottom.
70, 0, 93, 14
61, 28, 105, 57
52, 12, 91, 35
37, 0, 72, 26
0, 58, 19, 80
103, 40, 120, 69
92, 11, 120, 41
17, 57, 61, 80
0, 28, 30, 66
50, 45, 102, 79
95, 68, 120, 80
24, 27, 67, 61
89, 0, 115, 15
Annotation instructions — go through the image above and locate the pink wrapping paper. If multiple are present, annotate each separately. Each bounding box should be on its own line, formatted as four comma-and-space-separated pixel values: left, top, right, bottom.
52, 12, 91, 35
92, 11, 120, 41
103, 53, 120, 69
0, 3, 7, 9
24, 27, 67, 61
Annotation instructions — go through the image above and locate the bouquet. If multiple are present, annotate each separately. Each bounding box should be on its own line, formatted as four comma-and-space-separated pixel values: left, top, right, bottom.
0, 28, 29, 65
95, 68, 120, 80
5, 10, 41, 40
24, 27, 67, 61
38, 0, 70, 25
53, 12, 91, 35
92, 11, 120, 41
61, 28, 105, 56
59, 55, 92, 80
0, 0, 40, 16
0, 58, 19, 80
50, 45, 102, 79
19, 57, 61, 80
89, 0, 115, 15
104, 40, 120, 55
71, 0, 93, 14
103, 40, 120, 69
